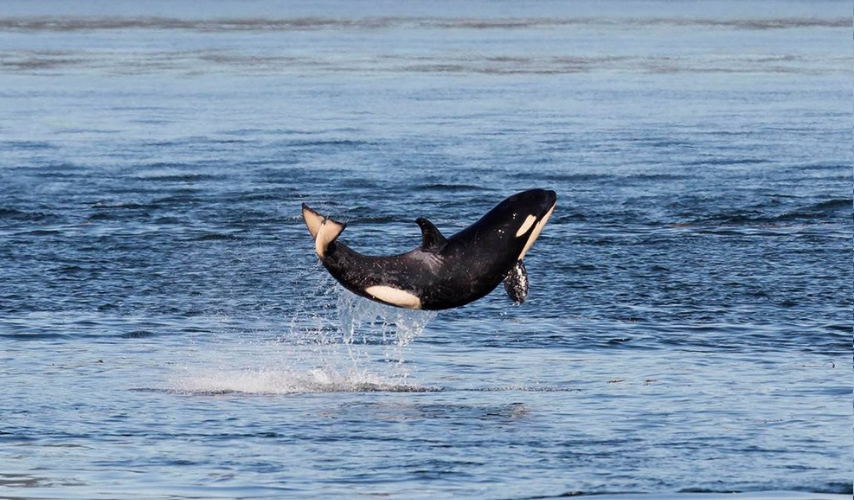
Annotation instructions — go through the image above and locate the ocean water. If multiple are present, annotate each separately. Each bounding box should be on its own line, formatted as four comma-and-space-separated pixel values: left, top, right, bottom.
0, 1, 851, 499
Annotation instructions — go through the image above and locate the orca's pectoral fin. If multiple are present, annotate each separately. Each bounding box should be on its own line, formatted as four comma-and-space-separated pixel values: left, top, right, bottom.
415, 217, 448, 252
503, 260, 529, 305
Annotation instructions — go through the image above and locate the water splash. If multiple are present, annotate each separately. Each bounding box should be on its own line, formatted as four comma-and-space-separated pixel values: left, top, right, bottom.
336, 288, 437, 347
170, 286, 438, 395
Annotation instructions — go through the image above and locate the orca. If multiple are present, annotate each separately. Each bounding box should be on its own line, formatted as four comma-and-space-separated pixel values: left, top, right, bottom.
301, 188, 556, 310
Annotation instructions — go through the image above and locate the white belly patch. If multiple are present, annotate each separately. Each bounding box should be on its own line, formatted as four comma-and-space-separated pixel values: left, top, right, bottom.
364, 286, 422, 309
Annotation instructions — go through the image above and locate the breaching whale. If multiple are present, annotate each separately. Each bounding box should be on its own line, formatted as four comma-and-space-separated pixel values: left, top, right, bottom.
301, 188, 557, 310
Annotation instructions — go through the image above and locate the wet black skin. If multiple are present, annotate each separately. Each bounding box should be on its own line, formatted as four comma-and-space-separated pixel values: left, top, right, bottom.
315, 189, 557, 310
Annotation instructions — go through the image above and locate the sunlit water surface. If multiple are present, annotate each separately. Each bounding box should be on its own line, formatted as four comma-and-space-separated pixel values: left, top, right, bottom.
0, 1, 850, 499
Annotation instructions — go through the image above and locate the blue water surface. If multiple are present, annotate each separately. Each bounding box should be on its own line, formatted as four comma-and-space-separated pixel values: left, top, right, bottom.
0, 1, 850, 499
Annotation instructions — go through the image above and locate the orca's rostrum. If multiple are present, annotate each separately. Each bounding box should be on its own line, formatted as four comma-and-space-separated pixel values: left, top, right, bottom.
301, 189, 556, 310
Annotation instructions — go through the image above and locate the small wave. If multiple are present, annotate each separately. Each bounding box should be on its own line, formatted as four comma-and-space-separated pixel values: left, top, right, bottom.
802, 198, 851, 214
513, 489, 853, 499
689, 198, 851, 227
1, 50, 838, 76
676, 487, 854, 497
0, 16, 847, 33
775, 199, 854, 222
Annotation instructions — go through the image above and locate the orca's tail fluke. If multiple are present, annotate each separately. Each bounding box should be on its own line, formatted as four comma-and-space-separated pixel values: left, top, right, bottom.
301, 204, 346, 259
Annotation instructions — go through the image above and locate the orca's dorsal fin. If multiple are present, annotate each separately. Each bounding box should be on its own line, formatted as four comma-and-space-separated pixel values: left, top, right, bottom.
415, 217, 447, 252
504, 260, 529, 305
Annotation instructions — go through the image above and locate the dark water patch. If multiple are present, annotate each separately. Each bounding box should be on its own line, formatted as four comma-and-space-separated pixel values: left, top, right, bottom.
796, 163, 851, 172
0, 48, 831, 77
140, 140, 197, 148
0, 330, 70, 341
0, 139, 55, 150
455, 319, 851, 355
205, 138, 254, 145
342, 214, 398, 225
417, 183, 489, 192
244, 158, 301, 168
277, 139, 376, 149
677, 486, 854, 496
128, 387, 173, 394
0, 51, 84, 71
56, 127, 121, 135
222, 127, 275, 137
91, 201, 161, 211
796, 198, 851, 215
684, 157, 772, 167
824, 324, 851, 334
623, 173, 692, 182
277, 138, 377, 150
817, 483, 854, 495
193, 233, 245, 242
19, 228, 63, 236
118, 330, 156, 339
403, 60, 603, 75
197, 52, 309, 68
57, 264, 87, 274
152, 193, 205, 205
87, 210, 148, 222
0, 207, 61, 223
691, 212, 780, 226
222, 127, 353, 137
137, 173, 227, 183
219, 189, 298, 203
632, 138, 697, 149
127, 117, 174, 125
152, 215, 182, 225
27, 170, 83, 180
689, 199, 851, 226
510, 171, 612, 183
339, 178, 383, 190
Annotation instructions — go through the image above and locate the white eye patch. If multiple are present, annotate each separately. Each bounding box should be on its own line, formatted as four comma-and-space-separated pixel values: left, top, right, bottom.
515, 214, 537, 237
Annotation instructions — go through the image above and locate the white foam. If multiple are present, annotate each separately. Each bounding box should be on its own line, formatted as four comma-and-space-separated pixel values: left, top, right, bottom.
170, 364, 434, 395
